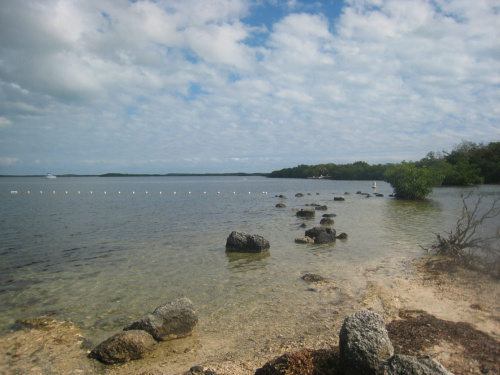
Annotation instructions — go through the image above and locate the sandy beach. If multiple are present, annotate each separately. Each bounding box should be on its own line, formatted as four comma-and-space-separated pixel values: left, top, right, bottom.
1, 255, 498, 375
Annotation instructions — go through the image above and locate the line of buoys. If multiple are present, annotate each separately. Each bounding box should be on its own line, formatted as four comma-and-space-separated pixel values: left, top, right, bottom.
8, 191, 269, 195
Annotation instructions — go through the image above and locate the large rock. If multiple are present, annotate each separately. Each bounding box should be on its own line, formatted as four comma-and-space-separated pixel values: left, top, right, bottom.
305, 226, 336, 244
225, 231, 270, 253
296, 208, 315, 218
124, 298, 198, 341
339, 310, 394, 375
89, 330, 156, 364
382, 354, 453, 375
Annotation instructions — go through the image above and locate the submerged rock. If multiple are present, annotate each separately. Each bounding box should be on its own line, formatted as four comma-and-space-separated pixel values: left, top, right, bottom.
315, 205, 328, 211
275, 203, 286, 208
225, 231, 270, 253
124, 298, 198, 341
89, 330, 156, 364
301, 273, 326, 282
295, 236, 314, 244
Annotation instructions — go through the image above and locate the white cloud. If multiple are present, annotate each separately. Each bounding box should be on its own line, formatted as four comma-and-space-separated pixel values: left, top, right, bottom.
0, 157, 18, 166
0, 0, 499, 174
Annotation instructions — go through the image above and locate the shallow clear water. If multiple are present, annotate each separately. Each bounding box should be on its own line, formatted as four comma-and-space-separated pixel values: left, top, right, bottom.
1, 176, 498, 343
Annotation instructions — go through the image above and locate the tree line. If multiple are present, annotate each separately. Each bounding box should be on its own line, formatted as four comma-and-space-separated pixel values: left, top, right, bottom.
268, 141, 500, 186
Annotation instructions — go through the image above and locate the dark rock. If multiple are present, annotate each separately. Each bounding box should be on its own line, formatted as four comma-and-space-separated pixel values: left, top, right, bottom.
299, 223, 307, 228
336, 232, 348, 239
315, 205, 328, 211
334, 196, 345, 201
305, 226, 336, 244
296, 208, 315, 218
124, 298, 198, 341
89, 330, 156, 364
275, 203, 286, 208
382, 354, 453, 375
323, 213, 337, 217
302, 273, 326, 282
339, 310, 394, 375
295, 193, 304, 197
365, 194, 371, 198
275, 194, 287, 199
320, 217, 334, 225
375, 193, 384, 197
295, 236, 314, 244
225, 231, 270, 253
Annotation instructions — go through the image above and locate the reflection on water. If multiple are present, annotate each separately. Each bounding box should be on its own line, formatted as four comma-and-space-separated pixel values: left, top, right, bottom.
383, 198, 444, 248
225, 251, 270, 271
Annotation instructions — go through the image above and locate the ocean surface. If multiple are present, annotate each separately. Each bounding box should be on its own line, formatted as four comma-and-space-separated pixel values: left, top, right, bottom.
1, 176, 498, 343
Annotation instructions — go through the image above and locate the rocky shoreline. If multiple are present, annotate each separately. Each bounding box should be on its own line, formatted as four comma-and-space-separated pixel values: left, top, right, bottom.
1, 256, 498, 375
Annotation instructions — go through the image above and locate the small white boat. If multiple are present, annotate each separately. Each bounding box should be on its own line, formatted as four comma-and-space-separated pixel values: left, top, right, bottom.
44, 173, 57, 179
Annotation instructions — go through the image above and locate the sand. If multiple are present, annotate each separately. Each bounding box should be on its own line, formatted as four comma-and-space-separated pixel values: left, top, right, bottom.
0, 255, 498, 375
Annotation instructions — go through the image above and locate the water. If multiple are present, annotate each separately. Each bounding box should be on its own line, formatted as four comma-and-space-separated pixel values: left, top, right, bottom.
1, 176, 498, 344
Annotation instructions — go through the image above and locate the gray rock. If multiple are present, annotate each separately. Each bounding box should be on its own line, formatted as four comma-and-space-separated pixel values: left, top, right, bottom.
89, 330, 156, 364
275, 203, 287, 208
295, 193, 304, 197
225, 231, 270, 253
334, 196, 345, 201
320, 217, 334, 225
315, 205, 328, 211
339, 310, 394, 375
305, 226, 336, 244
296, 208, 316, 218
124, 298, 198, 341
383, 354, 453, 375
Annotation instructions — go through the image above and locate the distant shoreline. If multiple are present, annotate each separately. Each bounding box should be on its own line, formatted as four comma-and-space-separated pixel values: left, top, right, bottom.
0, 173, 269, 178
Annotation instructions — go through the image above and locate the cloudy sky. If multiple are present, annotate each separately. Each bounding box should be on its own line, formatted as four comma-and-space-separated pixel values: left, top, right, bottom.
0, 0, 499, 175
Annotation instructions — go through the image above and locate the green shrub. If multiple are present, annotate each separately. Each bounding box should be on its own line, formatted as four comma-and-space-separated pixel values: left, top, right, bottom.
384, 162, 444, 200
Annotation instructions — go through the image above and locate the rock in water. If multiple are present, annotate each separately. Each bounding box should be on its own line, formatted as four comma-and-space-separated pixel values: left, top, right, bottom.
124, 298, 198, 341
304, 226, 336, 244
339, 310, 394, 375
296, 208, 316, 218
225, 231, 270, 253
89, 330, 156, 364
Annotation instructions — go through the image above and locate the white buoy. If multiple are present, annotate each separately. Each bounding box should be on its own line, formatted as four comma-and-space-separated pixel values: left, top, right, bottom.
159, 191, 162, 194
217, 192, 220, 194
66, 191, 68, 194
78, 191, 81, 194
233, 192, 236, 194
119, 191, 121, 194
27, 191, 30, 194
133, 191, 135, 194
90, 191, 93, 194
372, 181, 376, 188
204, 192, 207, 194
40, 191, 43, 194
53, 191, 56, 194
174, 191, 176, 194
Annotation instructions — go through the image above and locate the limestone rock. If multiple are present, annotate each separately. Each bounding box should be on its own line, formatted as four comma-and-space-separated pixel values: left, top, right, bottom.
339, 310, 394, 375
305, 226, 336, 244
225, 231, 270, 253
124, 298, 198, 341
89, 330, 156, 364
383, 354, 453, 375
296, 208, 316, 218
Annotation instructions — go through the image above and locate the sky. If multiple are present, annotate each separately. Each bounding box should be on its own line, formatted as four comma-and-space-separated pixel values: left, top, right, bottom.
0, 0, 499, 175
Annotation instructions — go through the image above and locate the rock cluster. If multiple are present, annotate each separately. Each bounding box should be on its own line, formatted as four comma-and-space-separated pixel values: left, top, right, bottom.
256, 310, 452, 375
89, 298, 198, 364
